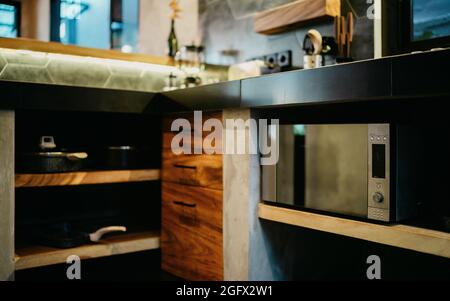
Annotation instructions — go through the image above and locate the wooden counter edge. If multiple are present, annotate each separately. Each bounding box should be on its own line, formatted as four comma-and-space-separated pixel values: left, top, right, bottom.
259, 203, 450, 258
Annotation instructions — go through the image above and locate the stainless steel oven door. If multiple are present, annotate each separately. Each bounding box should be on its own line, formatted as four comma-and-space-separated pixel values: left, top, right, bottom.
262, 124, 370, 218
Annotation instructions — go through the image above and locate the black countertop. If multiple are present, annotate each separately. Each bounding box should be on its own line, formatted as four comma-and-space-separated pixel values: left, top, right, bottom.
1, 49, 449, 114
240, 49, 450, 108
0, 81, 181, 114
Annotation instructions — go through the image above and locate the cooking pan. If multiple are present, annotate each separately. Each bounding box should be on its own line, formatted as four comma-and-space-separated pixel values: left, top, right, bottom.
16, 136, 88, 173
91, 146, 156, 170
29, 222, 127, 249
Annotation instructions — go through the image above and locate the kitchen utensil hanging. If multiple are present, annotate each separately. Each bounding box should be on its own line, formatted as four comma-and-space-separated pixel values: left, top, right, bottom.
335, 11, 354, 63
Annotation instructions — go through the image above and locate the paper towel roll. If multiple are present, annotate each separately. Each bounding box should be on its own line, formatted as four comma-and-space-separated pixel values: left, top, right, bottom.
228, 60, 266, 81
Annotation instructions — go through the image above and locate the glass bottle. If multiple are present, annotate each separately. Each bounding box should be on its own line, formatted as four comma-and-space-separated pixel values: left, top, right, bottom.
175, 45, 205, 87
168, 20, 178, 57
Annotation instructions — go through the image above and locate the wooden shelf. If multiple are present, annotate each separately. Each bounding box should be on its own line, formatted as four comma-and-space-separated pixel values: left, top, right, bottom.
15, 231, 160, 271
15, 169, 161, 188
259, 203, 450, 258
254, 0, 340, 35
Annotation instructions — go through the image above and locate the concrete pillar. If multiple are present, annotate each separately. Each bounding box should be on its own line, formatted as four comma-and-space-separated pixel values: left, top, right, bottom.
0, 111, 15, 281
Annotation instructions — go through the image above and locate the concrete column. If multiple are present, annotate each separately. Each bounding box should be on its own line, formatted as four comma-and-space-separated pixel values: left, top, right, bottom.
0, 111, 15, 281
222, 109, 261, 280
222, 109, 286, 280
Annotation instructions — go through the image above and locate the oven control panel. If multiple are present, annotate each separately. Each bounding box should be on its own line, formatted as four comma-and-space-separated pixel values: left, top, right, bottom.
368, 124, 390, 222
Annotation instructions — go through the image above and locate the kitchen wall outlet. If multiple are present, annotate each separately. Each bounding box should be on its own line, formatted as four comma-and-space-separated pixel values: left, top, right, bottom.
248, 50, 293, 74
276, 51, 292, 68
265, 54, 278, 67
250, 50, 293, 70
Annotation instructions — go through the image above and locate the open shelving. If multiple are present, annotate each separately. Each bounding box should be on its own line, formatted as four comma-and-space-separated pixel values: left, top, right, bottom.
15, 231, 160, 271
259, 203, 450, 259
15, 169, 161, 188
10, 109, 164, 280
254, 0, 340, 35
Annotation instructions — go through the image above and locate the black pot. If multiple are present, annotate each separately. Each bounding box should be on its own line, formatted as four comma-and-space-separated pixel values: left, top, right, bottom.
16, 136, 89, 173
17, 151, 88, 174
91, 146, 156, 170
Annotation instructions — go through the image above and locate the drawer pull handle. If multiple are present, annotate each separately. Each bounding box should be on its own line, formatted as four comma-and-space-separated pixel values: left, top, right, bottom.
173, 164, 197, 170
173, 201, 197, 208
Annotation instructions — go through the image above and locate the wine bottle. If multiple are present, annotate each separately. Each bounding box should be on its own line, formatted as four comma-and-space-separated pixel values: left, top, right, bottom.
168, 19, 178, 57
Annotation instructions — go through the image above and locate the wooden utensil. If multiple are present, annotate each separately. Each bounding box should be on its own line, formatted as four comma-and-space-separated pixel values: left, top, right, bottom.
347, 12, 354, 58
341, 16, 346, 57
335, 16, 341, 56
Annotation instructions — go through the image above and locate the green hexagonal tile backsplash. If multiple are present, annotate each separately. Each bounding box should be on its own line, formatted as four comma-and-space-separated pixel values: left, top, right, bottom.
0, 65, 53, 84
0, 53, 6, 75
47, 58, 111, 87
2, 49, 49, 66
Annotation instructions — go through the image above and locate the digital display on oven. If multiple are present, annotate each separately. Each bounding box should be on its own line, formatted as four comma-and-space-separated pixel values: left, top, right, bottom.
372, 144, 386, 179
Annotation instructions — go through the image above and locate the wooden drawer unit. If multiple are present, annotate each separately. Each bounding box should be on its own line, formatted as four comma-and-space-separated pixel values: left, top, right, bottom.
162, 150, 222, 190
162, 132, 223, 153
161, 182, 223, 280
161, 111, 224, 281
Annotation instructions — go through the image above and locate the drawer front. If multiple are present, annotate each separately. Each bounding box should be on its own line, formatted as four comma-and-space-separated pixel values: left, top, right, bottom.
162, 149, 223, 190
161, 183, 223, 280
163, 112, 223, 152
162, 131, 223, 153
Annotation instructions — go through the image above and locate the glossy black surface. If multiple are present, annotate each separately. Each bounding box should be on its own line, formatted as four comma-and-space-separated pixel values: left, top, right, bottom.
1, 49, 449, 113
242, 58, 392, 107
161, 80, 241, 111
392, 50, 450, 97
165, 49, 450, 110
0, 81, 181, 114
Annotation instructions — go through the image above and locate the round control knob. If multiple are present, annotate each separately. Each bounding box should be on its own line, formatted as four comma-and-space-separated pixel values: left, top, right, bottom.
373, 192, 384, 203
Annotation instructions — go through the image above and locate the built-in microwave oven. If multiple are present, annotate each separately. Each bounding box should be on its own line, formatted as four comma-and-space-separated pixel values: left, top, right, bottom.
262, 124, 426, 222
